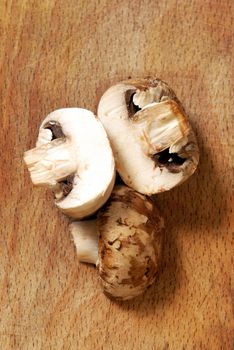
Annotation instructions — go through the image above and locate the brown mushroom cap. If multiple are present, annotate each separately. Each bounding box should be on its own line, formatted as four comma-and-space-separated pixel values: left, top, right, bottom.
97, 186, 164, 300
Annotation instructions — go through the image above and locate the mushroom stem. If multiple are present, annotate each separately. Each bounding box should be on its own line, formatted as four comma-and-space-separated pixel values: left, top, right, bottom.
70, 220, 98, 265
133, 100, 189, 155
24, 139, 77, 187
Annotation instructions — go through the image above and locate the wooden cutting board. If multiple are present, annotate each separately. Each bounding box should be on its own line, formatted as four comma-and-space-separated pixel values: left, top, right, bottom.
0, 1, 233, 349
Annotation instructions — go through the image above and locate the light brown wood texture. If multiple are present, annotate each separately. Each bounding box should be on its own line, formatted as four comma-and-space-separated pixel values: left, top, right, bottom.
0, 0, 233, 349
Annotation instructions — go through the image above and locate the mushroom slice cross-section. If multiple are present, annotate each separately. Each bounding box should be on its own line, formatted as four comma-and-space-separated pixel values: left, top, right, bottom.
24, 108, 115, 219
70, 185, 164, 300
97, 78, 199, 195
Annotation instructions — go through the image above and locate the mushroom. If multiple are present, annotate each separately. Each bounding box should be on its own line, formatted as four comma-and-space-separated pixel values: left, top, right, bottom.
70, 185, 164, 300
24, 108, 115, 219
97, 78, 199, 195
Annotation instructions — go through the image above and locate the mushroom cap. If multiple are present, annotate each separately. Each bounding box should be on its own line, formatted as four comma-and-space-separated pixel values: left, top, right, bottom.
97, 186, 164, 300
28, 108, 115, 219
97, 78, 199, 195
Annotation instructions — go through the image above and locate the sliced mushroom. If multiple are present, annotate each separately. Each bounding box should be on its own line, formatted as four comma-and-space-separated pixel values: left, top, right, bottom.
24, 108, 115, 219
97, 78, 199, 195
70, 185, 164, 300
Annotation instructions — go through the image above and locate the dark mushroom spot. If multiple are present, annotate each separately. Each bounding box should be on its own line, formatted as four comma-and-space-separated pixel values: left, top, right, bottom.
107, 238, 118, 246
125, 90, 141, 117
115, 172, 124, 185
152, 148, 186, 173
58, 174, 74, 197
44, 121, 65, 140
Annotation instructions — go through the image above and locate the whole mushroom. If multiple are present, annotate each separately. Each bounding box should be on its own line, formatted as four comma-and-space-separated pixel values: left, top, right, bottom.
97, 78, 199, 195
24, 108, 115, 219
71, 186, 164, 300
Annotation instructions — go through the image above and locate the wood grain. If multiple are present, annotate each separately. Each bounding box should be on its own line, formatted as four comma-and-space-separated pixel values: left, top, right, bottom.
0, 0, 233, 349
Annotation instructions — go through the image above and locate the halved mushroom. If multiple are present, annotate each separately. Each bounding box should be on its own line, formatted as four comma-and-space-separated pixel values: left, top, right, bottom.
70, 186, 164, 300
97, 78, 199, 195
24, 108, 115, 219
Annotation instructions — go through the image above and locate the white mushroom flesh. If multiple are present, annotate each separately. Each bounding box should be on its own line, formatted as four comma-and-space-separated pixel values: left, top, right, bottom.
24, 108, 115, 219
98, 79, 199, 195
70, 220, 98, 264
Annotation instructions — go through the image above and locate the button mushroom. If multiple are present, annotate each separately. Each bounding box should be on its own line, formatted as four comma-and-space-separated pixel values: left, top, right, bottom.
70, 185, 164, 300
24, 108, 115, 219
97, 78, 199, 195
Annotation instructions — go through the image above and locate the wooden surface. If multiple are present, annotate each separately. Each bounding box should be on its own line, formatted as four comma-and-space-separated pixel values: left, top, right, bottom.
0, 1, 233, 349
